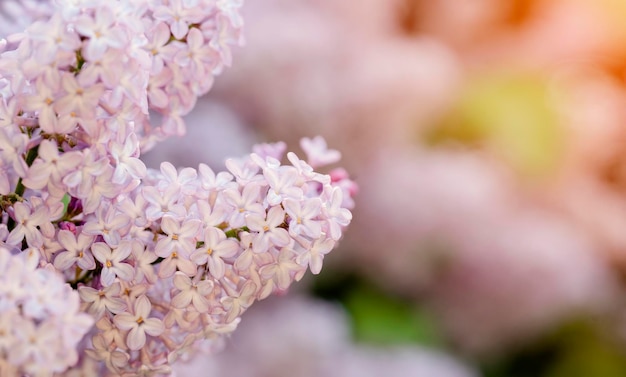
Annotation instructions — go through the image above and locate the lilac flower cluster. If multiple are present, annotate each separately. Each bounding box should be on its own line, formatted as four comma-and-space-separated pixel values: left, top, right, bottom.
0, 0, 244, 151
0, 0, 354, 376
0, 0, 54, 38
72, 141, 353, 375
0, 247, 93, 376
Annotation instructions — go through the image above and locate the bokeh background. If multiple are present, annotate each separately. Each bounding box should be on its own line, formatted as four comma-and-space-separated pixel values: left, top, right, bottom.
142, 0, 626, 376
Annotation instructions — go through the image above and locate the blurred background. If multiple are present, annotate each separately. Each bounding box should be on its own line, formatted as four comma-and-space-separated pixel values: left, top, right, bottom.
143, 0, 626, 375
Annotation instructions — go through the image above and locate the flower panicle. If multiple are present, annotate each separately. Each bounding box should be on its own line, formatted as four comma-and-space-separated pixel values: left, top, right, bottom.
0, 1, 355, 375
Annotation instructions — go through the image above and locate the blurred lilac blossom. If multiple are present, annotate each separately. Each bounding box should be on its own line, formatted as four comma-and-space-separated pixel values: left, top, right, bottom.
173, 295, 478, 377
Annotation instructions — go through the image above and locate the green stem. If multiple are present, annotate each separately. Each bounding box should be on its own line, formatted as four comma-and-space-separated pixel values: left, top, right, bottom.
225, 226, 249, 239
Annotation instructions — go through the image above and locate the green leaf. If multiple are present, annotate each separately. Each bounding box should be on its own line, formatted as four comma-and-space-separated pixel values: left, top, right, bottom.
61, 193, 71, 215
343, 283, 443, 347
481, 319, 626, 377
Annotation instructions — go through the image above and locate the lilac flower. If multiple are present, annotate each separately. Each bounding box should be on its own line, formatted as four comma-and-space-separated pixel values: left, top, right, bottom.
263, 165, 303, 206
53, 229, 97, 272
193, 200, 228, 228
259, 247, 306, 292
220, 280, 257, 323
252, 141, 287, 161
153, 0, 203, 40
296, 238, 336, 275
22, 139, 82, 198
91, 241, 136, 286
78, 45, 124, 88
171, 271, 214, 312
198, 162, 236, 194
225, 156, 263, 186
5, 201, 49, 247
158, 161, 199, 195
157, 249, 198, 278
104, 62, 149, 116
80, 167, 121, 214
143, 185, 187, 221
21, 266, 66, 318
82, 204, 131, 245
163, 304, 199, 332
286, 152, 322, 183
95, 316, 127, 352
117, 188, 150, 228
0, 127, 28, 178
233, 231, 258, 271
20, 77, 61, 133
283, 197, 322, 238
246, 206, 291, 253
131, 243, 158, 284
174, 28, 216, 78
114, 295, 165, 351
249, 152, 281, 171
329, 167, 358, 209
321, 186, 353, 241
55, 72, 105, 119
155, 215, 202, 259
0, 265, 25, 314
78, 282, 126, 318
207, 14, 238, 71
300, 136, 342, 168
85, 334, 129, 374
145, 21, 174, 75
8, 319, 59, 372
216, 0, 244, 28
119, 281, 148, 307
222, 183, 265, 227
73, 5, 128, 60
109, 133, 147, 184
27, 13, 80, 61
191, 227, 238, 279
147, 68, 173, 109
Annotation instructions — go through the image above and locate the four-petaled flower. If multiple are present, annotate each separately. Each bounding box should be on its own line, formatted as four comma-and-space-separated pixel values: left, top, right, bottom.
190, 227, 238, 280
155, 216, 201, 259
114, 295, 164, 351
53, 229, 96, 271
246, 206, 291, 253
296, 238, 336, 275
78, 282, 126, 318
91, 241, 135, 286
171, 271, 214, 312
6, 201, 49, 248
73, 5, 127, 60
283, 197, 322, 238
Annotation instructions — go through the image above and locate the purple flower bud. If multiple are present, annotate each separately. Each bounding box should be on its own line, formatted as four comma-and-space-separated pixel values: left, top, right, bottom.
59, 221, 77, 233
68, 196, 83, 215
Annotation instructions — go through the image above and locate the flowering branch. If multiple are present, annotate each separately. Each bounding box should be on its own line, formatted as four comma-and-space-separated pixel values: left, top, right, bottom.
0, 1, 355, 376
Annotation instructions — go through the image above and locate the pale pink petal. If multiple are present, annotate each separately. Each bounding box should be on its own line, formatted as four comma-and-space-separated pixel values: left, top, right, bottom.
142, 318, 164, 336
127, 326, 146, 351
